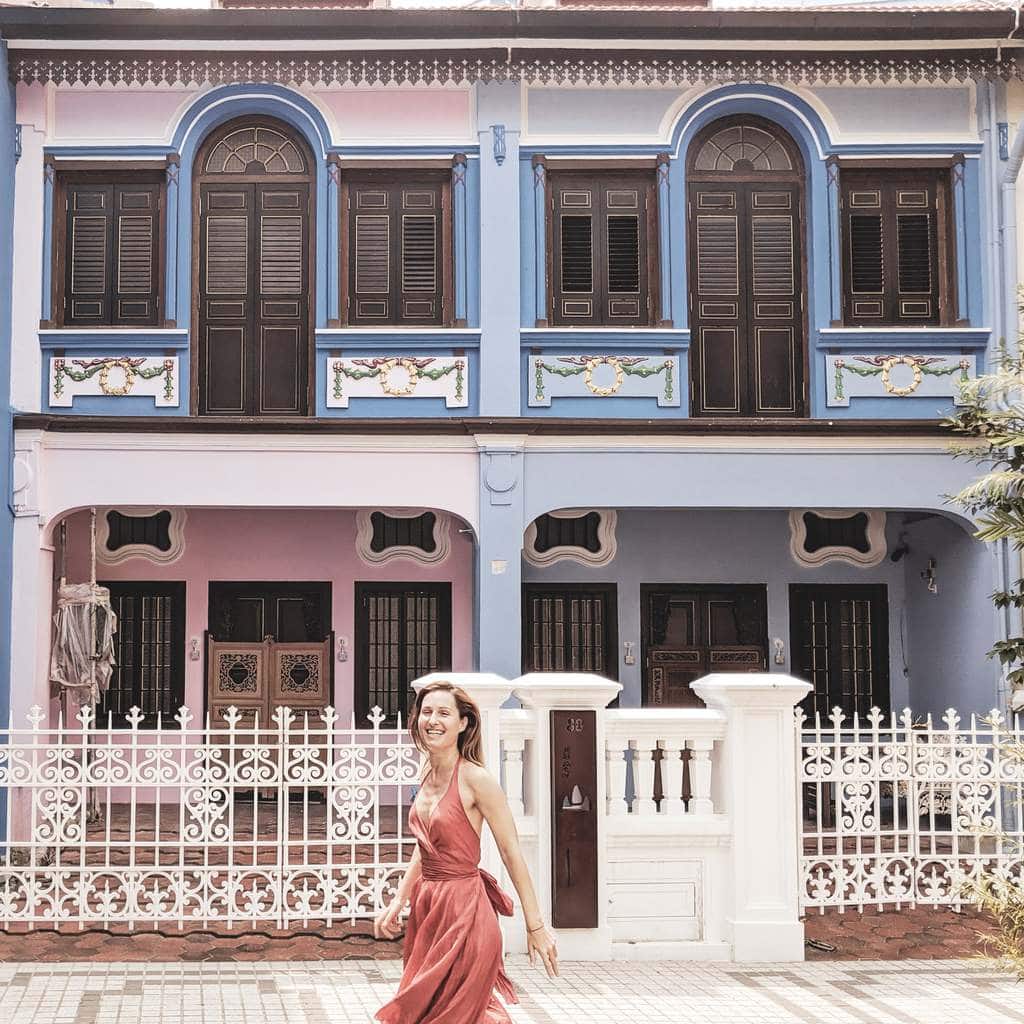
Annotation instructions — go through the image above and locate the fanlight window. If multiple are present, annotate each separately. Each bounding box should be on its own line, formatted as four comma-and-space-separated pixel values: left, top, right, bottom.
692, 123, 794, 174
202, 125, 307, 176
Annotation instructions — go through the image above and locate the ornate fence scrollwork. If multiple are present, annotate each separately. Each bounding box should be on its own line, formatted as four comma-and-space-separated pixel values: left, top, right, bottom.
799, 706, 1024, 913
0, 703, 420, 928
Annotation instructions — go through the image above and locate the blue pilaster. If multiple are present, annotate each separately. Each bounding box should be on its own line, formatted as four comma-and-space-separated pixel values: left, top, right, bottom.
41, 157, 54, 323
164, 156, 180, 325
0, 42, 17, 840
826, 156, 842, 325
476, 83, 521, 416
656, 152, 672, 326
952, 154, 970, 323
452, 153, 469, 326
531, 154, 547, 327
475, 436, 525, 679
327, 156, 341, 324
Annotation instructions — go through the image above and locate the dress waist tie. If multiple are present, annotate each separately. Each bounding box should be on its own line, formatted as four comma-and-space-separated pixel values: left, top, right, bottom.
419, 864, 515, 918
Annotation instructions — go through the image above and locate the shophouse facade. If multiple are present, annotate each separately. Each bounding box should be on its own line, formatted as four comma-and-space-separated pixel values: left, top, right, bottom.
1, 0, 1021, 746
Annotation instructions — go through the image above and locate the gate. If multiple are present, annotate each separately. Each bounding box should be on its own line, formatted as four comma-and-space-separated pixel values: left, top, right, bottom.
799, 706, 1024, 912
0, 703, 418, 928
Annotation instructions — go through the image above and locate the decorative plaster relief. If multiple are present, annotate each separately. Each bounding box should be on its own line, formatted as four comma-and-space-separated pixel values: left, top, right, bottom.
327, 356, 467, 408
355, 509, 451, 567
97, 507, 187, 566
789, 509, 887, 569
825, 353, 974, 408
530, 355, 679, 407
524, 510, 618, 569
49, 356, 179, 408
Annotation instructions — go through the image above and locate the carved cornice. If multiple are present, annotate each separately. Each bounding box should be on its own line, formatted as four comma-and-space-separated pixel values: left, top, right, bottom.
9, 49, 1019, 88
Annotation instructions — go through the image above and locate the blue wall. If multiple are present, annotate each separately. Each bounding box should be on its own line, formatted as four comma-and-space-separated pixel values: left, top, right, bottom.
0, 43, 17, 836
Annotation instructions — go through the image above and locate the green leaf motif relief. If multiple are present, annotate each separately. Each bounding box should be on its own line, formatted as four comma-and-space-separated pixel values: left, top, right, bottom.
533, 356, 674, 400
51, 357, 175, 401
331, 357, 464, 401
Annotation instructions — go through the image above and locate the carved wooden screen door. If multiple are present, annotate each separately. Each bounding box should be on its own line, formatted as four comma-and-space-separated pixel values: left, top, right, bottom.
195, 118, 313, 416
687, 118, 805, 417
207, 637, 332, 727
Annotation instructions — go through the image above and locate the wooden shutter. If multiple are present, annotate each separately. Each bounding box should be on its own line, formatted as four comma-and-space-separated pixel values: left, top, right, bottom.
842, 170, 945, 325
346, 176, 445, 326
63, 179, 160, 327
550, 173, 651, 327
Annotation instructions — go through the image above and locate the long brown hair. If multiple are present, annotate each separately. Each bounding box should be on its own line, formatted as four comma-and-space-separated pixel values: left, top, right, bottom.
410, 681, 485, 767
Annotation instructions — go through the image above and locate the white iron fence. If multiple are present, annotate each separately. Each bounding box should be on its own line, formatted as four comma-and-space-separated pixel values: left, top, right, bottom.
799, 707, 1024, 912
0, 704, 419, 929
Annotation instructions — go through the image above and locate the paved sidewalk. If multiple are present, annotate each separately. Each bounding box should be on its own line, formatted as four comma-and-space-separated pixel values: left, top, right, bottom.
1, 958, 1020, 1024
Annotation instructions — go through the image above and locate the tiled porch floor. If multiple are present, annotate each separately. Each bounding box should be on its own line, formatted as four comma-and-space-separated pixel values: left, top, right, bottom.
1, 958, 1020, 1024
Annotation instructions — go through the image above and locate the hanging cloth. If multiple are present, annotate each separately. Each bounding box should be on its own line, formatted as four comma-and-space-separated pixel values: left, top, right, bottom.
48, 582, 117, 705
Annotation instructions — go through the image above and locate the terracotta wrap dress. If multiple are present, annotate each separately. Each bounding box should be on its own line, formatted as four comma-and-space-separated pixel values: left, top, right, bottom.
376, 758, 518, 1024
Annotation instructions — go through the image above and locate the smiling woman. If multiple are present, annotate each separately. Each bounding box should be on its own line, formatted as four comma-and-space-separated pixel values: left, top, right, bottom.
375, 680, 559, 1024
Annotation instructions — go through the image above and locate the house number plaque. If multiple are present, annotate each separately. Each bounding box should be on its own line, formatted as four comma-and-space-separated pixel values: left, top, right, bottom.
550, 709, 598, 928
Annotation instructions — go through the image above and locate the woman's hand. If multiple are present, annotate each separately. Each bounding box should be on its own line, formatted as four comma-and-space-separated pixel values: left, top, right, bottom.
527, 923, 559, 978
373, 901, 404, 940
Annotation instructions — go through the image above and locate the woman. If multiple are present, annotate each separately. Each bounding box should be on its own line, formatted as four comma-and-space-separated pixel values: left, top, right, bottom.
374, 680, 559, 1024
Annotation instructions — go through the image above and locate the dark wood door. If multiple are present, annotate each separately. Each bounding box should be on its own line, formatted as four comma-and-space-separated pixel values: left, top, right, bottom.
790, 584, 890, 719
522, 584, 618, 680
355, 582, 452, 726
198, 181, 310, 415
689, 181, 803, 416
641, 585, 767, 707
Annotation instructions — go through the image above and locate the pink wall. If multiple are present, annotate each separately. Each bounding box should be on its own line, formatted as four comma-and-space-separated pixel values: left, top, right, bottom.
64, 508, 475, 722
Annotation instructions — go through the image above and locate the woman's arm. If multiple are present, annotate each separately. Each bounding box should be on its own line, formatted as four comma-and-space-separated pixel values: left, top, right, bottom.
374, 844, 422, 939
469, 766, 559, 978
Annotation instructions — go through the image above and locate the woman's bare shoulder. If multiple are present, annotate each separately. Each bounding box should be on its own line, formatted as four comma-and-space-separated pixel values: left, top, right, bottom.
460, 760, 499, 791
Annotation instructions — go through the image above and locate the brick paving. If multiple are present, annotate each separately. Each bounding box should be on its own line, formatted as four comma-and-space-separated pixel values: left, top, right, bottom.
2, 958, 1021, 1024
0, 905, 1000, 963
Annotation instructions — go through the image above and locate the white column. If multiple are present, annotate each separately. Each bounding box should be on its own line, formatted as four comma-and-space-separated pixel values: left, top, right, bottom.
10, 429, 52, 720
687, 738, 715, 816
659, 739, 686, 816
690, 672, 811, 963
513, 672, 622, 961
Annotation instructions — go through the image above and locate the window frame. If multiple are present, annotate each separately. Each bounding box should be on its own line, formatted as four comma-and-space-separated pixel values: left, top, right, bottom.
354, 581, 453, 727
521, 582, 619, 680
545, 167, 659, 328
97, 580, 186, 729
339, 168, 454, 328
51, 167, 167, 330
839, 165, 956, 327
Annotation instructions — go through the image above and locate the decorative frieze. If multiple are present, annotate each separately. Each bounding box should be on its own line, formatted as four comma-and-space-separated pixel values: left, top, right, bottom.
49, 356, 179, 408
825, 353, 974, 408
11, 51, 1016, 89
529, 354, 679, 408
327, 356, 467, 408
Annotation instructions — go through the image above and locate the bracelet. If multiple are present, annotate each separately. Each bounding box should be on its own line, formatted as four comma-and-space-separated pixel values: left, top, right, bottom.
527, 922, 546, 933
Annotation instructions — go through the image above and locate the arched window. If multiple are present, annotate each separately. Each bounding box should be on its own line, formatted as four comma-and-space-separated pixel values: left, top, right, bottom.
201, 123, 308, 176
194, 117, 315, 417
686, 116, 805, 418
690, 122, 796, 175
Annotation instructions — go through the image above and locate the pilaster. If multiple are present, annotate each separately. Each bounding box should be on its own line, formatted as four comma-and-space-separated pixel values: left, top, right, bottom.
475, 434, 527, 680
476, 82, 521, 416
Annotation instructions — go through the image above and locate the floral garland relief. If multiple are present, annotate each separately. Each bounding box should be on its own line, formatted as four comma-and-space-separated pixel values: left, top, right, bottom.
331, 357, 465, 403
832, 355, 971, 402
52, 357, 176, 403
533, 355, 675, 403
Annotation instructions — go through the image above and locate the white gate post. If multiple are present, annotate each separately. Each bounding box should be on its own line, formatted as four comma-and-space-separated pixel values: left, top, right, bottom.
513, 672, 622, 961
691, 672, 811, 963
